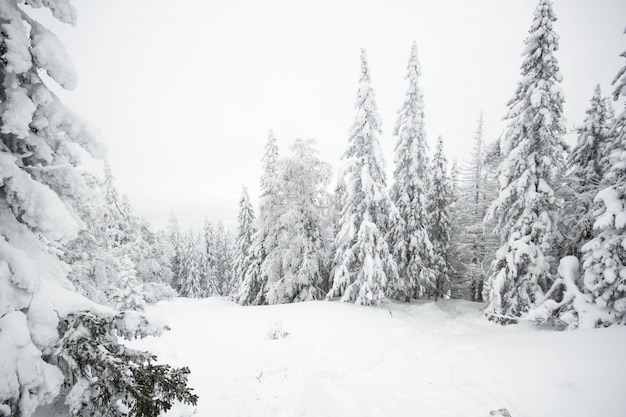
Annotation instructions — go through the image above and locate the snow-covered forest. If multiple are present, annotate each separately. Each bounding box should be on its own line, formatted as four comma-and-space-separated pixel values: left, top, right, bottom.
1, 0, 625, 416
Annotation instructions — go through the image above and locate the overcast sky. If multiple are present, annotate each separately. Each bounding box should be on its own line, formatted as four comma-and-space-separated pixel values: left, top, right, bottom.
35, 0, 626, 230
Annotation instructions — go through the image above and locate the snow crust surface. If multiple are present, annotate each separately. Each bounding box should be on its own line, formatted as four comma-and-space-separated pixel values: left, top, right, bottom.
128, 298, 626, 417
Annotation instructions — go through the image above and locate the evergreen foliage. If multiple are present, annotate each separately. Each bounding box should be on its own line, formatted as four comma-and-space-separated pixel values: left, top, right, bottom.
238, 130, 280, 305
178, 230, 208, 298
485, 0, 567, 323
233, 186, 257, 297
263, 138, 333, 303
52, 312, 198, 417
427, 136, 454, 299
579, 31, 626, 326
327, 49, 398, 305
388, 42, 436, 300
199, 219, 219, 296
168, 212, 184, 292
560, 86, 614, 259
213, 222, 235, 295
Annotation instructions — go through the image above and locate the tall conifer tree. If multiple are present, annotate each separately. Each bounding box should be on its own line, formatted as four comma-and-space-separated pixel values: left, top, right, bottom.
238, 130, 279, 305
485, 0, 567, 323
328, 49, 398, 306
561, 86, 614, 259
388, 42, 436, 300
233, 186, 257, 297
580, 31, 626, 326
427, 136, 454, 299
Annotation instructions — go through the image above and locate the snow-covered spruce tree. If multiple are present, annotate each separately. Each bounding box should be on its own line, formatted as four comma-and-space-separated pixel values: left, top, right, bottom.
0, 2, 196, 416
214, 221, 234, 295
264, 138, 333, 304
532, 84, 620, 328
485, 0, 567, 324
426, 136, 454, 300
232, 185, 256, 297
101, 161, 136, 248
388, 42, 436, 301
200, 218, 218, 295
453, 113, 499, 301
238, 130, 280, 305
327, 49, 398, 306
178, 229, 207, 298
560, 86, 614, 259
447, 158, 463, 294
168, 212, 184, 292
579, 33, 626, 326
450, 159, 459, 207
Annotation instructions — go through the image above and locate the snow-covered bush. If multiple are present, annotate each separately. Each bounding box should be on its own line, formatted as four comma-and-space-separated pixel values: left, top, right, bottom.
141, 282, 178, 305
267, 321, 289, 340
527, 256, 609, 329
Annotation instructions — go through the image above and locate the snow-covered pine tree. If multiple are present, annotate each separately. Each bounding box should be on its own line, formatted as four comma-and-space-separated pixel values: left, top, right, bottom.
450, 159, 459, 204
168, 212, 184, 292
233, 186, 257, 297
579, 31, 626, 326
261, 129, 280, 196
214, 221, 234, 295
264, 138, 332, 304
426, 136, 454, 300
0, 2, 195, 415
331, 173, 347, 236
238, 130, 279, 305
453, 113, 499, 301
531, 84, 620, 329
178, 230, 207, 298
447, 158, 463, 294
102, 161, 133, 247
327, 49, 398, 306
203, 218, 217, 270
388, 42, 436, 301
560, 86, 615, 259
485, 0, 567, 323
200, 218, 218, 295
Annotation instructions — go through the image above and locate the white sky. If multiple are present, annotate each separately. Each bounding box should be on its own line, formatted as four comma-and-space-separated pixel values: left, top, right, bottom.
34, 0, 626, 230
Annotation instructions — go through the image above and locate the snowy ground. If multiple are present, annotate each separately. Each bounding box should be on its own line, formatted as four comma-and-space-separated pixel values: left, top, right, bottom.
128, 298, 626, 417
